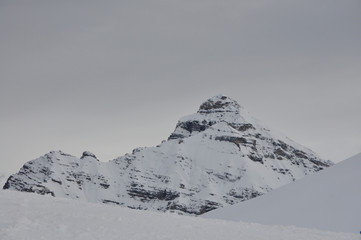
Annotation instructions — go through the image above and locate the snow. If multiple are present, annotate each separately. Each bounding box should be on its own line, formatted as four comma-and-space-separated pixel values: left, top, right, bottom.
0, 190, 358, 240
203, 152, 361, 233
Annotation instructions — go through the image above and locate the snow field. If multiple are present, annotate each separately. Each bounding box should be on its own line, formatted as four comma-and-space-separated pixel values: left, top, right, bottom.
0, 190, 358, 240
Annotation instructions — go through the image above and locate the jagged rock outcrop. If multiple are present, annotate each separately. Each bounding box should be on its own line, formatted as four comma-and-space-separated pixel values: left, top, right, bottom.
3, 95, 332, 215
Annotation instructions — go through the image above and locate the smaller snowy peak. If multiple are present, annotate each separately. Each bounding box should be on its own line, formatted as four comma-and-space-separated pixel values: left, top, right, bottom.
48, 150, 74, 157
198, 95, 241, 114
81, 151, 97, 160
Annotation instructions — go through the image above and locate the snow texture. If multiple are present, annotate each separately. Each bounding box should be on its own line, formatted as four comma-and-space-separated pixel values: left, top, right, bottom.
0, 190, 357, 240
3, 95, 332, 215
204, 152, 361, 233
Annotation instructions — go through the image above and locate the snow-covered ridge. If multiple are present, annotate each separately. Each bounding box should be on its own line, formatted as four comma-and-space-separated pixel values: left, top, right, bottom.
3, 95, 332, 215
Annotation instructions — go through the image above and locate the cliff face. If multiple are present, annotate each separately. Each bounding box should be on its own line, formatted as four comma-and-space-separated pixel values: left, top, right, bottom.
3, 95, 332, 215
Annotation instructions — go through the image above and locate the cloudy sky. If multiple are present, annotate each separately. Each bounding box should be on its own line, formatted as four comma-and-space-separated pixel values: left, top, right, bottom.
1, 0, 361, 174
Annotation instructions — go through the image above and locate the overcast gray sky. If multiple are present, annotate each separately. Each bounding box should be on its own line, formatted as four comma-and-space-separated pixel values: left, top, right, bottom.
1, 0, 361, 174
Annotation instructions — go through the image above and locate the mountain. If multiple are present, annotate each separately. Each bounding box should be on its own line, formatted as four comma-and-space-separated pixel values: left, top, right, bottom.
203, 152, 361, 233
3, 95, 332, 215
1, 190, 357, 240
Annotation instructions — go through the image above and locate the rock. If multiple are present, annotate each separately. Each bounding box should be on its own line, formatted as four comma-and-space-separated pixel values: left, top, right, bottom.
81, 151, 97, 159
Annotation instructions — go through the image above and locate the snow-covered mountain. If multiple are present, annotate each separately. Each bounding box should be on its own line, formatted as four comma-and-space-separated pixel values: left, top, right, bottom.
3, 95, 332, 214
203, 152, 361, 233
1, 190, 357, 240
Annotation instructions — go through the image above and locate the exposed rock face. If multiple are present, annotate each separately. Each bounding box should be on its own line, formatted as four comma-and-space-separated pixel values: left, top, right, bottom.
3, 95, 332, 215
80, 151, 98, 160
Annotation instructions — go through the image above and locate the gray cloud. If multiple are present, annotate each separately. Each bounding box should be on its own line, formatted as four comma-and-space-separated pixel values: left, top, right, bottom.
1, 0, 361, 173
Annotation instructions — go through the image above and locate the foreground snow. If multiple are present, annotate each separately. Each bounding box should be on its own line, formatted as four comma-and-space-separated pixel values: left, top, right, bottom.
0, 190, 357, 240
204, 152, 361, 233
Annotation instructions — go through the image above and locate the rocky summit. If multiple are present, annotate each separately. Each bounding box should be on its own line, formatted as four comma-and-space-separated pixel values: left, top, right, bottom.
3, 95, 332, 215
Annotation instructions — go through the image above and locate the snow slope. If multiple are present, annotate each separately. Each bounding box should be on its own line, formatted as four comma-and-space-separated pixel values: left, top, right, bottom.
3, 95, 331, 215
204, 152, 361, 233
0, 190, 357, 240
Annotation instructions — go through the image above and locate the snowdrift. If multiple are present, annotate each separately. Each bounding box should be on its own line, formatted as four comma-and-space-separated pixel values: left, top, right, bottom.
204, 152, 361, 233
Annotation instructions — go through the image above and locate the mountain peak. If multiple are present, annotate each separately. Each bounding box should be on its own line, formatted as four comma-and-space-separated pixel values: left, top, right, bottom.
169, 95, 252, 140
4, 95, 331, 216
198, 95, 241, 114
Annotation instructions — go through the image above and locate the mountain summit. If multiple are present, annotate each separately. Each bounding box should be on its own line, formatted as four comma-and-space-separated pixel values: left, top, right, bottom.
3, 95, 332, 215
169, 95, 253, 140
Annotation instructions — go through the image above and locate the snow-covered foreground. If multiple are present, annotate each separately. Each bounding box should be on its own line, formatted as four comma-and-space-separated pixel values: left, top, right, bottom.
204, 152, 361, 234
0, 190, 357, 240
